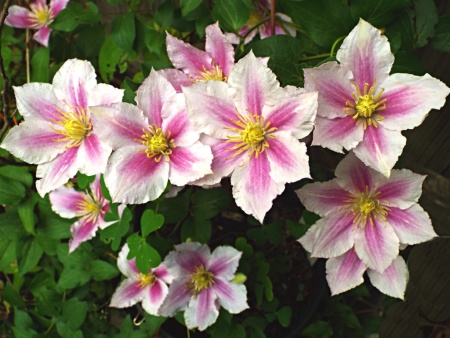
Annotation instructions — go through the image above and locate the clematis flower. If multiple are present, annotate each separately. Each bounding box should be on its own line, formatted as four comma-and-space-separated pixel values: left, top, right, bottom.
183, 51, 318, 223
158, 242, 248, 331
110, 244, 172, 315
49, 175, 117, 252
296, 152, 436, 296
5, 0, 69, 47
90, 69, 213, 204
160, 22, 235, 91
304, 19, 450, 177
0, 59, 123, 196
225, 0, 296, 45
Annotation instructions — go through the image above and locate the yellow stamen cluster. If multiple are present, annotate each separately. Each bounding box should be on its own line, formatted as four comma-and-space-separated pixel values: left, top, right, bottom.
51, 106, 92, 148
139, 272, 156, 288
340, 186, 390, 230
194, 64, 228, 82
344, 79, 387, 130
76, 193, 104, 223
137, 124, 175, 162
30, 2, 53, 27
187, 265, 215, 296
225, 111, 277, 163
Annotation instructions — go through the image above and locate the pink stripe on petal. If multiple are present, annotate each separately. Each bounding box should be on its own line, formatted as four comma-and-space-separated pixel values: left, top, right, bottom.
367, 256, 408, 299
166, 243, 209, 276
154, 265, 173, 284
110, 279, 146, 308
213, 278, 248, 314
33, 27, 52, 47
77, 134, 111, 176
158, 280, 191, 317
88, 83, 124, 106
312, 115, 363, 153
117, 244, 140, 278
157, 69, 192, 92
326, 249, 367, 295
353, 125, 406, 178
49, 186, 86, 218
296, 179, 348, 217
5, 6, 34, 28
387, 205, 436, 245
69, 217, 99, 252
14, 83, 61, 120
50, 0, 69, 15
142, 280, 169, 315
185, 288, 219, 331
208, 246, 242, 279
335, 152, 380, 193
205, 23, 235, 76
354, 219, 399, 273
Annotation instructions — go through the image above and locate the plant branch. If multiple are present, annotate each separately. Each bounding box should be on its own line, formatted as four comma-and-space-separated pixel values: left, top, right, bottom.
270, 0, 275, 36
0, 0, 13, 139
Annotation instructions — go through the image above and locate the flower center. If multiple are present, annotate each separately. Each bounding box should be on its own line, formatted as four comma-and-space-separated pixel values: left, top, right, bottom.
344, 79, 387, 130
225, 111, 277, 163
51, 106, 92, 148
341, 186, 390, 229
187, 265, 214, 295
195, 63, 227, 82
139, 272, 156, 288
76, 192, 105, 223
137, 124, 176, 162
30, 2, 53, 27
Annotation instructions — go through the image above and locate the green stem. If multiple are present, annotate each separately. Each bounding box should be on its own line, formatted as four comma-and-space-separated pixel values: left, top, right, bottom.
299, 53, 330, 62
330, 35, 345, 57
187, 327, 191, 338
26, 29, 30, 83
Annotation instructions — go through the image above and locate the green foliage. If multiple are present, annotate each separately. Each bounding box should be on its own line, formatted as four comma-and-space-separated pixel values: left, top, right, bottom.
50, 2, 101, 31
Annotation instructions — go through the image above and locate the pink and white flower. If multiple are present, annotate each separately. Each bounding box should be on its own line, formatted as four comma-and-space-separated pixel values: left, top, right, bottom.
90, 69, 213, 204
225, 0, 296, 45
158, 242, 248, 331
296, 152, 436, 297
161, 22, 235, 91
304, 19, 450, 177
0, 59, 123, 196
5, 0, 69, 46
49, 175, 115, 252
183, 51, 318, 223
110, 244, 172, 315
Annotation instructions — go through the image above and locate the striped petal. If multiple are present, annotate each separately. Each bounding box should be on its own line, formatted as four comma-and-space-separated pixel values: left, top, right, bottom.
184, 288, 219, 331
110, 278, 146, 308
142, 279, 169, 315
13, 83, 61, 120
117, 244, 139, 278
367, 256, 408, 299
213, 278, 248, 314
158, 279, 191, 317
205, 22, 235, 76
69, 217, 100, 253
208, 246, 242, 279
77, 134, 111, 176
5, 6, 34, 28
49, 186, 86, 218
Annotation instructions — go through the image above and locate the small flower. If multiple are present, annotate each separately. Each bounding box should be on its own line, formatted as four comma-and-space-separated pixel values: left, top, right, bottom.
110, 244, 172, 315
5, 0, 69, 46
0, 59, 124, 196
225, 0, 296, 45
158, 243, 248, 331
304, 19, 450, 177
183, 51, 318, 222
90, 69, 213, 204
160, 22, 235, 91
49, 175, 116, 252
296, 152, 436, 296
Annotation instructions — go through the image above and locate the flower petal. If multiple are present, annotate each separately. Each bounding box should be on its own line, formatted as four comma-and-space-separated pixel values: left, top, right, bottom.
228, 51, 281, 116
231, 152, 285, 223
52, 59, 98, 108
367, 255, 408, 299
205, 22, 235, 76
104, 147, 169, 204
0, 120, 66, 164
5, 6, 34, 28
88, 83, 124, 107
68, 217, 99, 253
157, 69, 192, 92
158, 279, 191, 317
168, 142, 213, 186
304, 62, 354, 119
35, 146, 79, 196
213, 278, 248, 314
208, 246, 242, 279
13, 83, 61, 120
184, 288, 219, 331
183, 81, 237, 139
90, 103, 147, 149
380, 73, 450, 131
49, 186, 86, 218
110, 278, 146, 308
33, 27, 52, 47
326, 249, 367, 296
50, 0, 70, 15
312, 115, 363, 153
354, 219, 399, 273
337, 19, 394, 90
142, 279, 169, 315
295, 179, 348, 217
117, 244, 139, 278
387, 205, 436, 245
166, 33, 213, 77
263, 89, 318, 139
154, 265, 173, 284
77, 134, 111, 176
353, 125, 407, 178
163, 242, 210, 277
375, 169, 425, 209
267, 132, 311, 184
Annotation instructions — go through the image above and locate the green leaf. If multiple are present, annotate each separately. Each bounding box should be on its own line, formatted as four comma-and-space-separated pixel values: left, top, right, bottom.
387, 10, 416, 50
155, 1, 175, 29
157, 188, 191, 223
127, 234, 161, 273
246, 326, 266, 338
99, 37, 124, 83
62, 298, 88, 330
12, 308, 36, 337
181, 218, 212, 243
31, 48, 49, 83
391, 51, 426, 75
3, 284, 25, 307
89, 260, 119, 281
75, 23, 105, 59
350, 0, 411, 27
77, 173, 95, 190
414, 0, 438, 47
0, 176, 26, 205
282, 0, 355, 48
181, 0, 203, 16
111, 12, 136, 53
144, 29, 166, 55
212, 0, 250, 32
191, 187, 232, 220
286, 220, 309, 239
302, 320, 333, 338
121, 77, 139, 104
0, 237, 16, 271
18, 239, 43, 275
276, 306, 292, 328
58, 268, 91, 289
101, 208, 131, 251
0, 166, 33, 188
263, 276, 273, 302
431, 14, 450, 53
18, 194, 38, 235
50, 2, 101, 31
141, 209, 164, 237
56, 321, 83, 338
